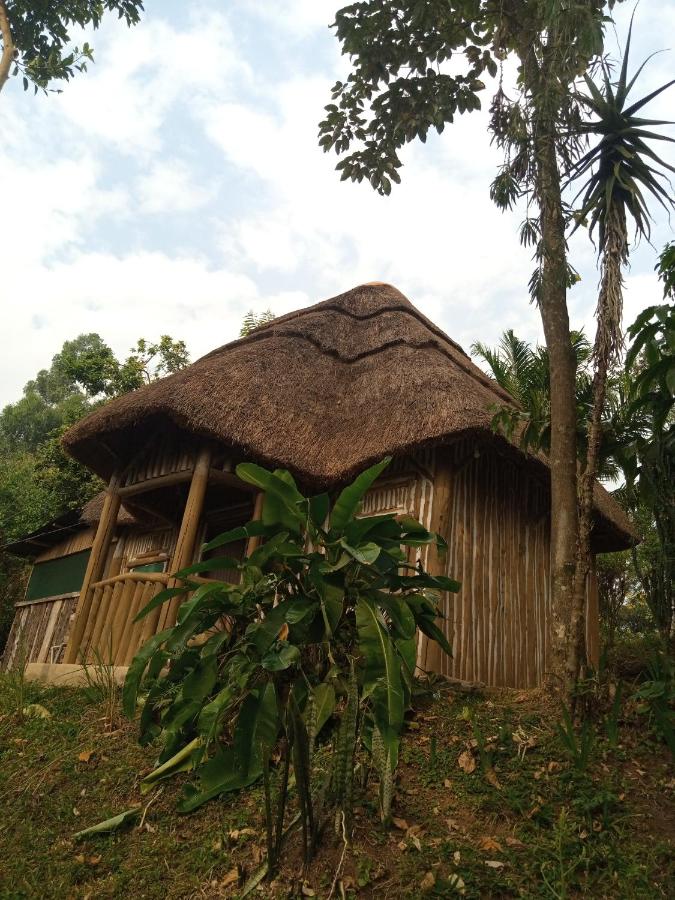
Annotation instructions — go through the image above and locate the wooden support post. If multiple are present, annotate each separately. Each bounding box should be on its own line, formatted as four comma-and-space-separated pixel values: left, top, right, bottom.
64, 472, 122, 664
416, 462, 453, 676
245, 491, 265, 557
158, 446, 212, 631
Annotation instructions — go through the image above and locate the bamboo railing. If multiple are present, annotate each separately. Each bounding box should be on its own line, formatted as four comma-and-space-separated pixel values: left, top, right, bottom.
81, 572, 169, 665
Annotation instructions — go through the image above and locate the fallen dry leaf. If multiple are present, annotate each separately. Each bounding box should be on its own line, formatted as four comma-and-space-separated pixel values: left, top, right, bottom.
392, 817, 409, 831
221, 868, 239, 888
505, 836, 525, 848
478, 836, 503, 853
485, 860, 505, 869
78, 750, 95, 763
458, 750, 476, 774
277, 623, 289, 641
228, 827, 256, 841
74, 854, 86, 865
420, 871, 436, 893
444, 778, 453, 788
484, 767, 502, 789
301, 884, 315, 897
410, 835, 423, 852
88, 856, 101, 866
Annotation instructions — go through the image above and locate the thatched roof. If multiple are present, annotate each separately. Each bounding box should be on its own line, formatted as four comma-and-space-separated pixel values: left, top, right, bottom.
63, 283, 634, 550
4, 498, 140, 558
81, 494, 142, 527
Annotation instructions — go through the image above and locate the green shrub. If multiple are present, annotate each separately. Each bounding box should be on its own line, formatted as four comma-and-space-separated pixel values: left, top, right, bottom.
123, 458, 458, 875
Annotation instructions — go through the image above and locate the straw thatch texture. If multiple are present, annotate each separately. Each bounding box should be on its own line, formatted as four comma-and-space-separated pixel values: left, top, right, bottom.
62, 283, 633, 548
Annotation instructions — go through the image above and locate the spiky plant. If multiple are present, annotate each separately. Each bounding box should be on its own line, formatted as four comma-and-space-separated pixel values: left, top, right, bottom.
566, 18, 675, 685
571, 22, 675, 366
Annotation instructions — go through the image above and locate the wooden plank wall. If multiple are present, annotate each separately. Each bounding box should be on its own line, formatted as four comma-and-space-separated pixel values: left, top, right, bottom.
34, 527, 96, 563
1, 595, 78, 670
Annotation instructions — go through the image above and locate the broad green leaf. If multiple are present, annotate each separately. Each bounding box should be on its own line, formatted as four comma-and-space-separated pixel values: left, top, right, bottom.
236, 463, 304, 529
182, 656, 218, 702
74, 807, 141, 840
122, 629, 171, 717
140, 737, 203, 794
176, 582, 227, 624
234, 684, 279, 779
356, 598, 404, 733
197, 685, 235, 741
416, 615, 453, 657
178, 748, 260, 812
261, 642, 300, 671
202, 520, 270, 553
344, 513, 399, 545
249, 599, 295, 654
311, 682, 336, 735
308, 492, 330, 527
133, 586, 186, 623
376, 593, 416, 640
340, 539, 381, 565
331, 457, 391, 531
309, 565, 344, 635
247, 531, 290, 568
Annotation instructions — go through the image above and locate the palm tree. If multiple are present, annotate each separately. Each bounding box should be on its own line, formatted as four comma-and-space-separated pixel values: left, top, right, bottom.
471, 329, 618, 471
565, 20, 675, 683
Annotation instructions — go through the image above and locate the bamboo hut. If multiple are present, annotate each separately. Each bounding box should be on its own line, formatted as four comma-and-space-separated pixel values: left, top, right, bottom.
1, 283, 635, 687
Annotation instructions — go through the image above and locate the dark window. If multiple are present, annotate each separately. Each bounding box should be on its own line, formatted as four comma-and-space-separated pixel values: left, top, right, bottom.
25, 549, 91, 601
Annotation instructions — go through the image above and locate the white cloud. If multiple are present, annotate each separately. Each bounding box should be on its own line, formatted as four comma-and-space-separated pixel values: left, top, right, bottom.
4, 251, 312, 403
136, 160, 214, 214
2, 0, 673, 414
55, 11, 249, 154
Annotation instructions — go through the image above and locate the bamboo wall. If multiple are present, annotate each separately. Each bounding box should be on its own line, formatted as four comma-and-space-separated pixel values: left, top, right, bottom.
1, 438, 601, 686
1, 529, 98, 671
416, 440, 599, 687
121, 435, 195, 488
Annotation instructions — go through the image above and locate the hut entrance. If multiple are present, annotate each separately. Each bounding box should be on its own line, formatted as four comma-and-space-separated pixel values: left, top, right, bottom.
61, 438, 259, 668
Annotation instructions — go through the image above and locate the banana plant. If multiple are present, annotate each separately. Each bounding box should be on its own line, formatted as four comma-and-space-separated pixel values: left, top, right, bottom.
122, 457, 458, 873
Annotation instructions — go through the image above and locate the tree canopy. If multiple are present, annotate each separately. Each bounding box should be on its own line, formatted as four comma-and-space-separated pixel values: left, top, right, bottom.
0, 332, 189, 540
0, 0, 145, 94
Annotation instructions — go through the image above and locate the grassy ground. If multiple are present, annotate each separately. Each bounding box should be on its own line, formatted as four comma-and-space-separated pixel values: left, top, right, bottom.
0, 673, 672, 899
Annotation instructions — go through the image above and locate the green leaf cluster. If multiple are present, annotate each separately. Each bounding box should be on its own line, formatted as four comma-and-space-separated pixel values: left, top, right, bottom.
124, 457, 459, 865
3, 1, 145, 94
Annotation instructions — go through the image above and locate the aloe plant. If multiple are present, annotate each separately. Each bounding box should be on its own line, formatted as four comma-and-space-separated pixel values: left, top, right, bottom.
123, 457, 458, 873
565, 18, 675, 687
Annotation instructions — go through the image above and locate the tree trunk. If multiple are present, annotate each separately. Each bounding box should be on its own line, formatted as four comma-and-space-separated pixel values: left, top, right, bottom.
535, 129, 579, 692
0, 0, 15, 93
569, 204, 627, 687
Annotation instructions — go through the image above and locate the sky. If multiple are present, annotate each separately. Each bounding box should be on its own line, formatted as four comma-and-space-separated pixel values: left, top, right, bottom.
1, 0, 673, 408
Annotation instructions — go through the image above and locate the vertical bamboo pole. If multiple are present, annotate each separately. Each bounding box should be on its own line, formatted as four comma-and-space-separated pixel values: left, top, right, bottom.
245, 492, 265, 557
158, 446, 212, 631
416, 461, 453, 676
64, 472, 122, 663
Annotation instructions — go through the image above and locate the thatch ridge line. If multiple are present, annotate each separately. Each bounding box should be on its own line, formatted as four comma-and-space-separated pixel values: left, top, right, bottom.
200, 301, 512, 404
200, 301, 470, 362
